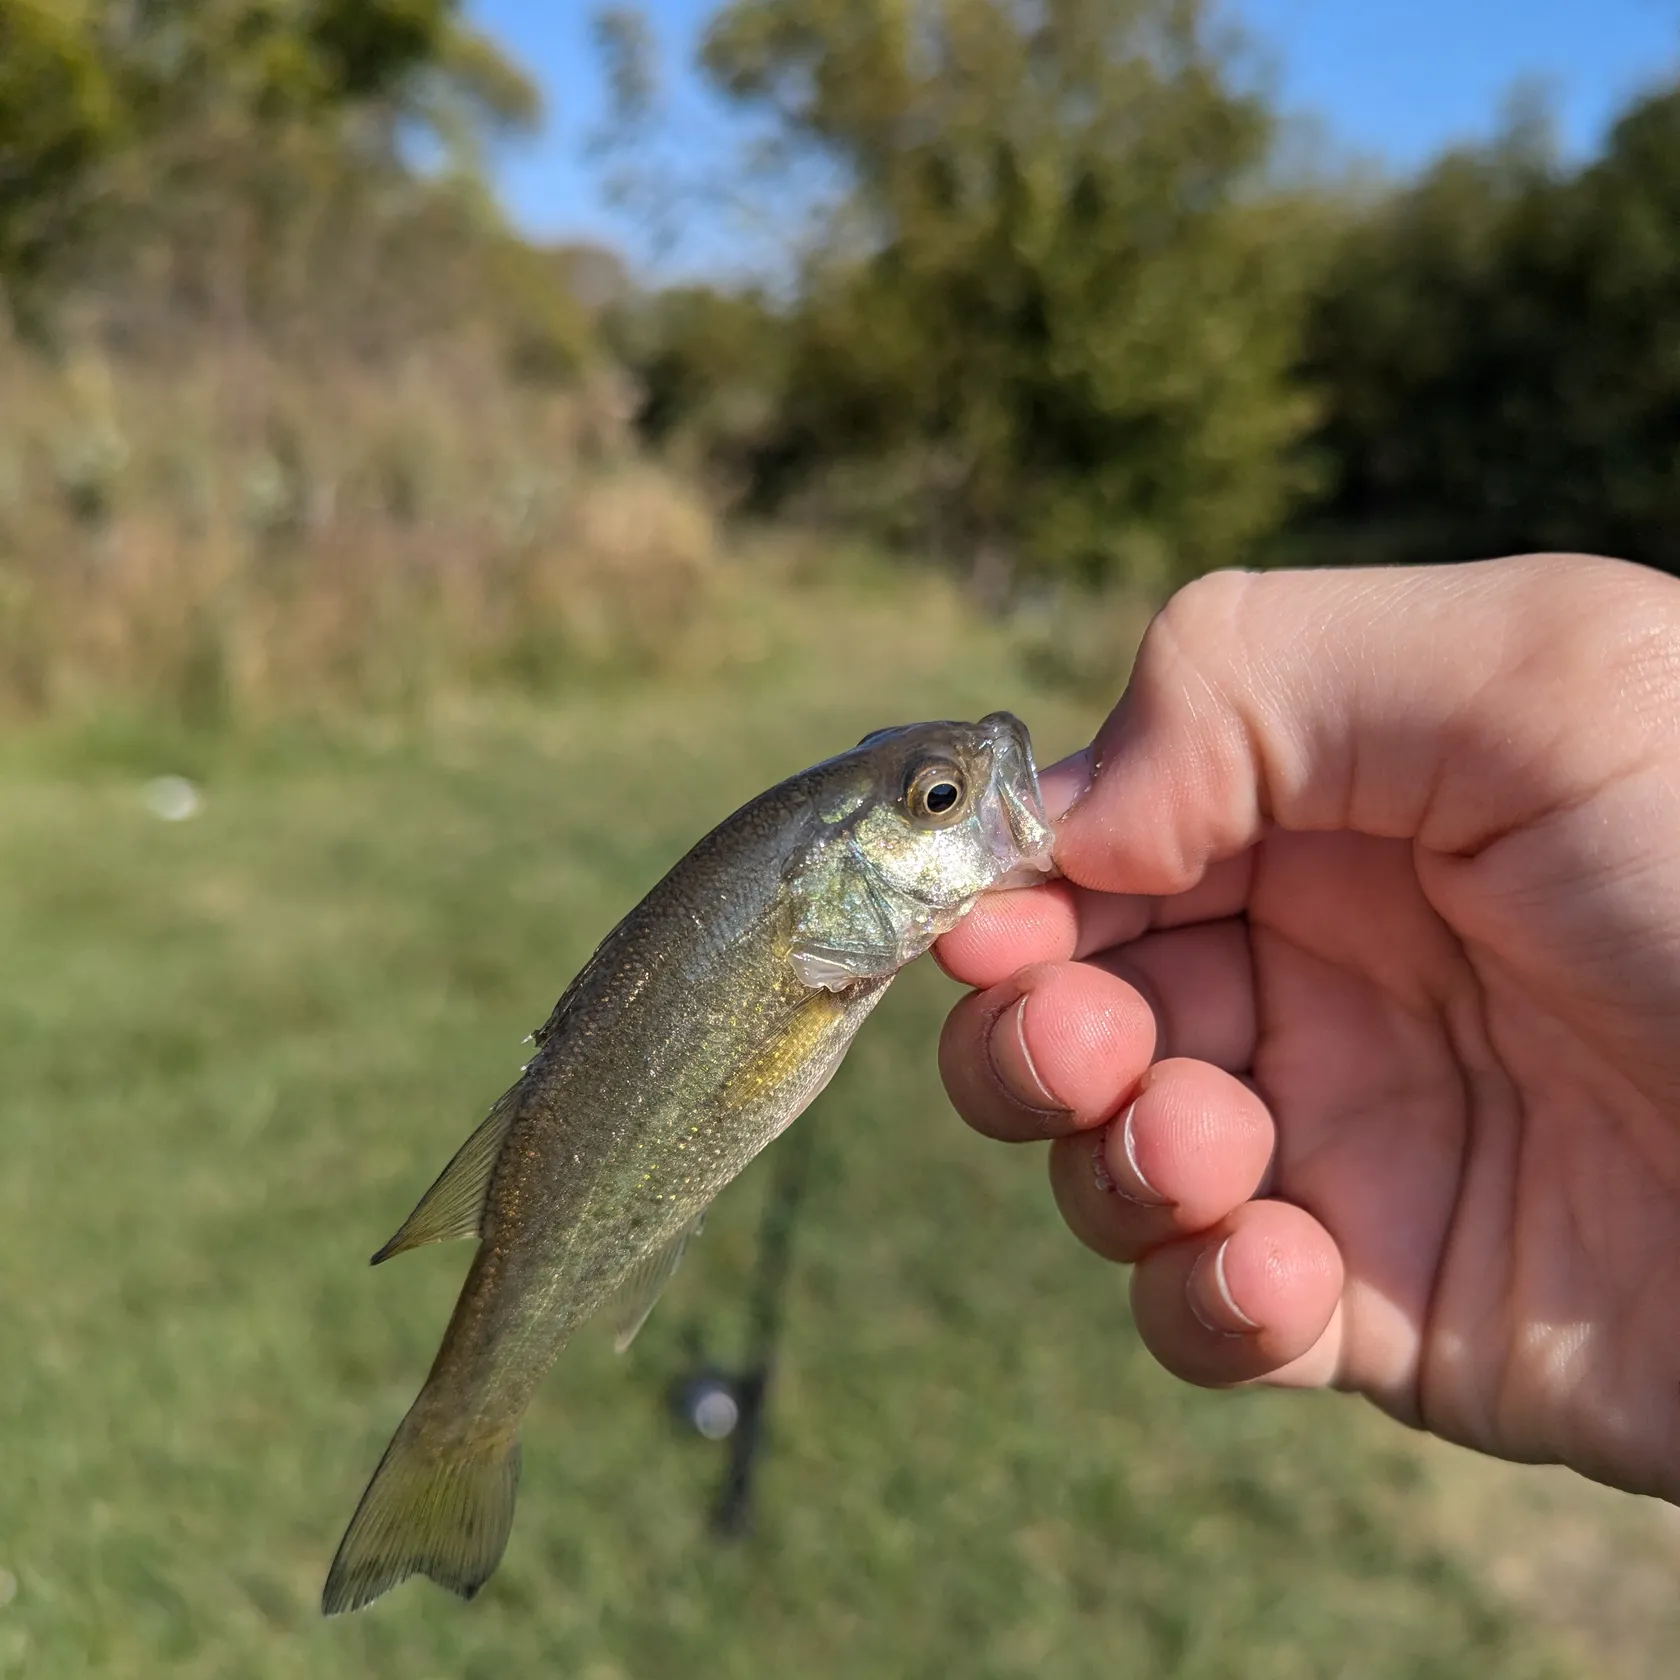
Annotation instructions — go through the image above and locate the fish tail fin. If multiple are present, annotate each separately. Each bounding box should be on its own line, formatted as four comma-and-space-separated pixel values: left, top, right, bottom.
321, 1411, 521, 1615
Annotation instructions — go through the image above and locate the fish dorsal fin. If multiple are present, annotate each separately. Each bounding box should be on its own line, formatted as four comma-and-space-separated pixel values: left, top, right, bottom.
609, 1209, 708, 1353
370, 1087, 521, 1265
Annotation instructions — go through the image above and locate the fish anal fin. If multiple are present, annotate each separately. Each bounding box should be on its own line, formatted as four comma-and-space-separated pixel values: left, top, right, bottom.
371, 1088, 520, 1265
609, 1210, 708, 1353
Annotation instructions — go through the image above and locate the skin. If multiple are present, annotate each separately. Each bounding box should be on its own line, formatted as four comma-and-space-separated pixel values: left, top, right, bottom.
935, 553, 1680, 1503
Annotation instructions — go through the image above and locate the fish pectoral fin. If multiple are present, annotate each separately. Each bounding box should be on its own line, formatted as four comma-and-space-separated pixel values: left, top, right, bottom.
609, 1210, 709, 1353
370, 1087, 520, 1264
789, 946, 893, 989
720, 986, 858, 1112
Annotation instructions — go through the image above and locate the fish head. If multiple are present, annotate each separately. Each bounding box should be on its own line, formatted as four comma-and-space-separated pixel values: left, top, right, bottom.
787, 712, 1055, 988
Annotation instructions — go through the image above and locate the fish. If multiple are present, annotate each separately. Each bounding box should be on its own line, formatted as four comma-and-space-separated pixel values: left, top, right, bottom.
320, 711, 1054, 1615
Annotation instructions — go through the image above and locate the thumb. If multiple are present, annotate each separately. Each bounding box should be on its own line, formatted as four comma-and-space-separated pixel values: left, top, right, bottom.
1052, 554, 1679, 897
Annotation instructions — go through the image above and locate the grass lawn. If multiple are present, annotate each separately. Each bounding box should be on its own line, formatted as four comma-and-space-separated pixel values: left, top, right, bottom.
0, 581, 1673, 1678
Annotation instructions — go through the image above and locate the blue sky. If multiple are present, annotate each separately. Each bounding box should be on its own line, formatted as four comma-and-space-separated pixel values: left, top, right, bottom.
468, 0, 1680, 271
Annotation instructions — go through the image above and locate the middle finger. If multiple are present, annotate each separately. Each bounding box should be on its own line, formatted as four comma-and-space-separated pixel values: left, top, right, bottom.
939, 917, 1259, 1143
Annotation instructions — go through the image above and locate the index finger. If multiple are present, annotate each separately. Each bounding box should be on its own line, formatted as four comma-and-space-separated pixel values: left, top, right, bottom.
934, 878, 1089, 989
936, 854, 1257, 991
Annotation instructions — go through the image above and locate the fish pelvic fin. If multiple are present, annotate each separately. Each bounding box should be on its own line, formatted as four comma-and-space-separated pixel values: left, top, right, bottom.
371, 1087, 520, 1264
320, 1414, 522, 1615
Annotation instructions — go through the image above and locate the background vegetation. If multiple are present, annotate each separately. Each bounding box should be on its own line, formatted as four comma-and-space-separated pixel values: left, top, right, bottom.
7, 611, 1680, 1678
6, 1, 1680, 1674
8, 0, 1680, 723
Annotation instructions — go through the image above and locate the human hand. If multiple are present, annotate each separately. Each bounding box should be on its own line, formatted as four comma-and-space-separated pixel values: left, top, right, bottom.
938, 555, 1680, 1500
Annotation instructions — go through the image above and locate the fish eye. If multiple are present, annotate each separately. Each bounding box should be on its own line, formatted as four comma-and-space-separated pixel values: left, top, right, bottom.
906, 762, 968, 825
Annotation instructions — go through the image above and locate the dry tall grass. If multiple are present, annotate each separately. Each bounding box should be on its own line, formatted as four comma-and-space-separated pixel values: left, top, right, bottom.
0, 324, 729, 721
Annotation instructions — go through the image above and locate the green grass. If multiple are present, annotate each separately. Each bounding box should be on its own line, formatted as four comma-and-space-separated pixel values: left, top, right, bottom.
0, 583, 1611, 1677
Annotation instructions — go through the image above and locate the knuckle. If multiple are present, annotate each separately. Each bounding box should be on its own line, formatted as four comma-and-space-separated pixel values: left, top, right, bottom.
1129, 568, 1261, 711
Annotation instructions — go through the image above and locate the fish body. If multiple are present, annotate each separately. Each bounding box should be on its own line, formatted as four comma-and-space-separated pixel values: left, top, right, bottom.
322, 712, 1053, 1614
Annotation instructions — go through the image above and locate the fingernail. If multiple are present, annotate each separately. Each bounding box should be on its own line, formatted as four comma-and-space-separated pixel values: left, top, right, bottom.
988, 996, 1068, 1114
1038, 749, 1092, 821
1187, 1238, 1261, 1336
1097, 1103, 1169, 1205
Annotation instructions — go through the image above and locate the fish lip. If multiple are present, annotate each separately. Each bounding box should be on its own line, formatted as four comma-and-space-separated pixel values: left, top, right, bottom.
977, 713, 1057, 888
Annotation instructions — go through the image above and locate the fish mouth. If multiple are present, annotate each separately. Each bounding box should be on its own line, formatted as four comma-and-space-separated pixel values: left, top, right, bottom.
977, 712, 1057, 889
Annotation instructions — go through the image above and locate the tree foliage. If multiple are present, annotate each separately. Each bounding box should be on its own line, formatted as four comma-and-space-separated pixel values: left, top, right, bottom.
1303, 86, 1680, 574
691, 0, 1321, 590
0, 0, 547, 344
0, 1, 121, 286
17, 0, 1680, 592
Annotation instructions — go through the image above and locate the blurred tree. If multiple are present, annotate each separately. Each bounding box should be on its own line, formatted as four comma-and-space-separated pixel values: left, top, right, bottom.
0, 1, 121, 295
1301, 83, 1680, 575
609, 281, 793, 493
80, 0, 537, 139
595, 4, 660, 129
1299, 105, 1574, 564
1551, 85, 1680, 568
697, 0, 1321, 593
0, 0, 544, 339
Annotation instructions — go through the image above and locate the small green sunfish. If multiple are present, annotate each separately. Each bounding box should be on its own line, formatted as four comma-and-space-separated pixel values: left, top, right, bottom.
322, 712, 1054, 1614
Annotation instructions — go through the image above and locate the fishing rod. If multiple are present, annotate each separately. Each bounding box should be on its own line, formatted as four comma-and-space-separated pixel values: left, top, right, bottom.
671, 1108, 821, 1537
